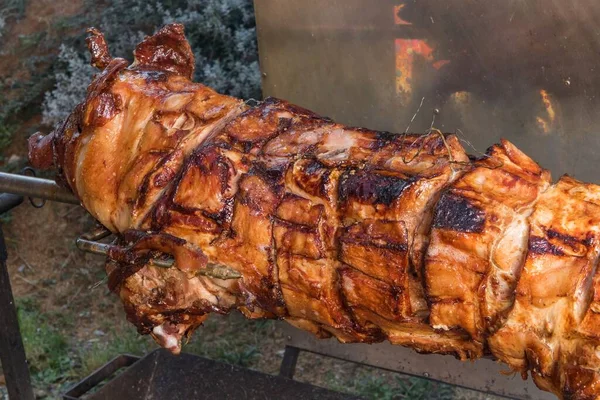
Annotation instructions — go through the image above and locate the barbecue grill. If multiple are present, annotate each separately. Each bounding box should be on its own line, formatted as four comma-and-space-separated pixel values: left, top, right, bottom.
2, 0, 600, 398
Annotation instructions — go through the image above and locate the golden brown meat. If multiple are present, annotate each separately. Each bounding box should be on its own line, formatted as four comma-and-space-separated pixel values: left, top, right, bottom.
425, 140, 552, 357
28, 24, 600, 399
488, 176, 600, 398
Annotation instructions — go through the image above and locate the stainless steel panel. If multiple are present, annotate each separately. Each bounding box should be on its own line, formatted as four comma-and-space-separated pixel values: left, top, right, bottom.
281, 324, 553, 400
255, 0, 600, 183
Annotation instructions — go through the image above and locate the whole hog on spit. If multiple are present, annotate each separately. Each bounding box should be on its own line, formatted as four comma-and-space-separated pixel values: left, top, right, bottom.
28, 24, 600, 399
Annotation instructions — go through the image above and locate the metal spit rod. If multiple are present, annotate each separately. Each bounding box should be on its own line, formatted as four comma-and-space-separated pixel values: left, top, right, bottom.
0, 171, 79, 204
76, 236, 241, 279
76, 237, 175, 269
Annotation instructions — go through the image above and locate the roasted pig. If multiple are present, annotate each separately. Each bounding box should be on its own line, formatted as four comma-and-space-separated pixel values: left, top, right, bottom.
28, 24, 600, 399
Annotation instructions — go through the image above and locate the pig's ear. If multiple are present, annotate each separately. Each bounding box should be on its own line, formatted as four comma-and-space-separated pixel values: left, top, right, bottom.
86, 27, 113, 70
131, 23, 195, 79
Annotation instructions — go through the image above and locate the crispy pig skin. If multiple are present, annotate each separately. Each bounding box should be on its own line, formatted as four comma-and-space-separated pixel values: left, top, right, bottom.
425, 140, 552, 356
27, 24, 600, 399
488, 176, 600, 399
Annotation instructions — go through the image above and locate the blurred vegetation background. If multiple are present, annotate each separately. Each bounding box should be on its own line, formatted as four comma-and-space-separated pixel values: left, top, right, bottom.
0, 0, 260, 169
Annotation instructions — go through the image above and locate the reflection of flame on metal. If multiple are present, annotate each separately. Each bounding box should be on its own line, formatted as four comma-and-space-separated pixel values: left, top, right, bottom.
395, 39, 450, 102
395, 39, 432, 98
432, 60, 450, 70
536, 116, 550, 133
536, 89, 557, 134
449, 92, 471, 122
394, 4, 412, 25
540, 90, 556, 122
451, 91, 471, 104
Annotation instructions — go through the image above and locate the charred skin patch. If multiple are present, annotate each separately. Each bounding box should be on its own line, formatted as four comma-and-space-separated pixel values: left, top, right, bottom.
140, 70, 169, 83
547, 229, 594, 248
339, 170, 411, 206
293, 159, 331, 199
303, 159, 327, 176
432, 193, 485, 233
371, 131, 397, 150
248, 162, 286, 196
529, 236, 566, 256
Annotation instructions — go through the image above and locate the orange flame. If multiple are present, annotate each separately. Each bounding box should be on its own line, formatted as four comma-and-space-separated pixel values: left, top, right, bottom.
432, 60, 451, 70
394, 4, 412, 25
451, 91, 471, 104
536, 90, 557, 134
536, 116, 550, 133
395, 39, 432, 97
540, 90, 556, 123
395, 39, 450, 100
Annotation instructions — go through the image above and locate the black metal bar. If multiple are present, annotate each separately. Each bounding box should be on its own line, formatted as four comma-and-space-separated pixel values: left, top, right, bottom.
0, 194, 24, 214
0, 172, 79, 204
62, 354, 140, 400
279, 345, 301, 379
0, 221, 34, 400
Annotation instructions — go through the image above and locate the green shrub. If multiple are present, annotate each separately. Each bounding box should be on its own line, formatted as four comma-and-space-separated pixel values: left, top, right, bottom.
0, 0, 260, 156
42, 0, 261, 125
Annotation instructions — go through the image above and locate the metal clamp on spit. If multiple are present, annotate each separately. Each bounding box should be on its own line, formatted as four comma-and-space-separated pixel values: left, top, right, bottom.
76, 226, 241, 280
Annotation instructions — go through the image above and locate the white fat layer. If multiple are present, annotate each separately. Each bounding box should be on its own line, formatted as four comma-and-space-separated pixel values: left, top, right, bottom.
432, 324, 450, 331
194, 281, 219, 305
323, 128, 356, 152
472, 173, 486, 187
153, 325, 179, 351
162, 92, 195, 111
